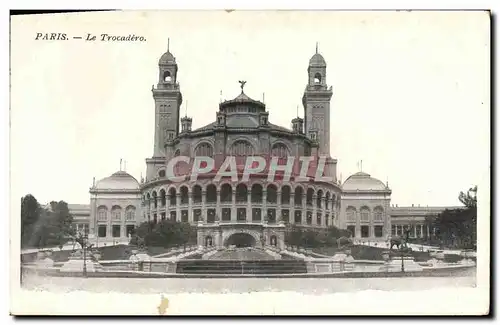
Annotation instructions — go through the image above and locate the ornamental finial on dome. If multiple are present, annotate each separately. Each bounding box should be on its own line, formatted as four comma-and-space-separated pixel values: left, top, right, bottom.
238, 80, 247, 93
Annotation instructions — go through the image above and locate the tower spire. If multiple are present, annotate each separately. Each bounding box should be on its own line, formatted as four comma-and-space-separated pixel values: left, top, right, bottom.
185, 100, 188, 117
167, 38, 170, 52
296, 105, 299, 117
316, 42, 318, 54
120, 158, 122, 171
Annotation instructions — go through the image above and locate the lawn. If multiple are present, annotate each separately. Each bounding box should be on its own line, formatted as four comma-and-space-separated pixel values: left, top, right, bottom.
21, 245, 175, 263
313, 245, 433, 262
313, 245, 468, 263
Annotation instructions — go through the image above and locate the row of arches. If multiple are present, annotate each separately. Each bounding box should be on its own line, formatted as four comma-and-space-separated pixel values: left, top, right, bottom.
144, 183, 339, 210
345, 206, 385, 221
97, 205, 136, 222
177, 141, 292, 159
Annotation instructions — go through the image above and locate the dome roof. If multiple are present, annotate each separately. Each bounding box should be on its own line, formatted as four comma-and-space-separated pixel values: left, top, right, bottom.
219, 90, 266, 112
342, 172, 387, 191
95, 171, 140, 191
309, 53, 326, 67
234, 92, 252, 101
159, 51, 176, 65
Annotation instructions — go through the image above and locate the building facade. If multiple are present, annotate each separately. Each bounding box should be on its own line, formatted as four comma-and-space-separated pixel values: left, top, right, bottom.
67, 46, 460, 247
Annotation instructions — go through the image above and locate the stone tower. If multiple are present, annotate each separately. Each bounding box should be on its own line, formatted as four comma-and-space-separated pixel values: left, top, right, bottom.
302, 46, 333, 156
151, 41, 183, 157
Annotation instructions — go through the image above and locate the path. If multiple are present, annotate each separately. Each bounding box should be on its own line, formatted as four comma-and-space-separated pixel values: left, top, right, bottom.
21, 238, 129, 255
353, 240, 476, 257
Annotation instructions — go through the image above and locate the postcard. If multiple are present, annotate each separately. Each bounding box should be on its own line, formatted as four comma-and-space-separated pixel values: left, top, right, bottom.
10, 10, 490, 316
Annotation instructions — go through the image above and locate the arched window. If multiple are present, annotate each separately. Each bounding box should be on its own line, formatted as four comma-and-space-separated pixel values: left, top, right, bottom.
192, 185, 202, 204
236, 184, 248, 203
111, 205, 122, 221
180, 186, 189, 205
163, 70, 172, 82
97, 206, 108, 221
168, 188, 177, 206
174, 149, 181, 157
314, 73, 322, 83
159, 189, 166, 207
206, 184, 217, 203
271, 143, 289, 157
158, 169, 166, 178
220, 184, 232, 203
346, 207, 356, 221
294, 186, 303, 206
281, 185, 291, 205
360, 206, 370, 221
374, 206, 384, 221
152, 191, 158, 208
194, 143, 214, 157
231, 140, 254, 156
325, 192, 331, 210
316, 190, 323, 208
267, 184, 277, 204
125, 206, 136, 221
306, 188, 314, 206
251, 184, 263, 203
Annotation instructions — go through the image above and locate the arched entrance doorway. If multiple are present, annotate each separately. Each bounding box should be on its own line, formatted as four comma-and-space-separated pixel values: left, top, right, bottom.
270, 235, 277, 246
205, 236, 213, 247
225, 233, 256, 248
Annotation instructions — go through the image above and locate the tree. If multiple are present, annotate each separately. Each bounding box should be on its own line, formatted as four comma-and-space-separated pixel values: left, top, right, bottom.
129, 222, 150, 248
302, 230, 318, 248
131, 220, 197, 249
459, 186, 477, 208
284, 225, 352, 249
30, 200, 73, 248
48, 201, 74, 247
65, 225, 94, 252
20, 194, 41, 248
178, 222, 196, 250
430, 185, 477, 249
424, 215, 436, 241
289, 225, 303, 248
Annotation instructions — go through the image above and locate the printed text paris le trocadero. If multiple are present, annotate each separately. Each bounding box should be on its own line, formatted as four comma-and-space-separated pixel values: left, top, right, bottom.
35, 33, 146, 42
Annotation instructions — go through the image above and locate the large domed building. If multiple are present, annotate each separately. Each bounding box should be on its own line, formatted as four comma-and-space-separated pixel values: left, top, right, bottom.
68, 45, 460, 247
88, 171, 141, 240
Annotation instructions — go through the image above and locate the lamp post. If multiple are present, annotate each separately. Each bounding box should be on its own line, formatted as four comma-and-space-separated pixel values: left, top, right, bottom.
77, 226, 91, 278
400, 246, 405, 272
75, 230, 89, 278
82, 234, 88, 277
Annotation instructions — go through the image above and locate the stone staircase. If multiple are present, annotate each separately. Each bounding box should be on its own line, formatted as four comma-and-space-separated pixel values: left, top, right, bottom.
175, 259, 308, 274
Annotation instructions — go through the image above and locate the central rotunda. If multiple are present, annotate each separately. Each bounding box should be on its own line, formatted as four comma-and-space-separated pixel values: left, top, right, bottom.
130, 45, 391, 250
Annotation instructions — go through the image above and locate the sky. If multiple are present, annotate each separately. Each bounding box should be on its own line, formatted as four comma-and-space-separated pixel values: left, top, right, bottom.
10, 10, 490, 207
